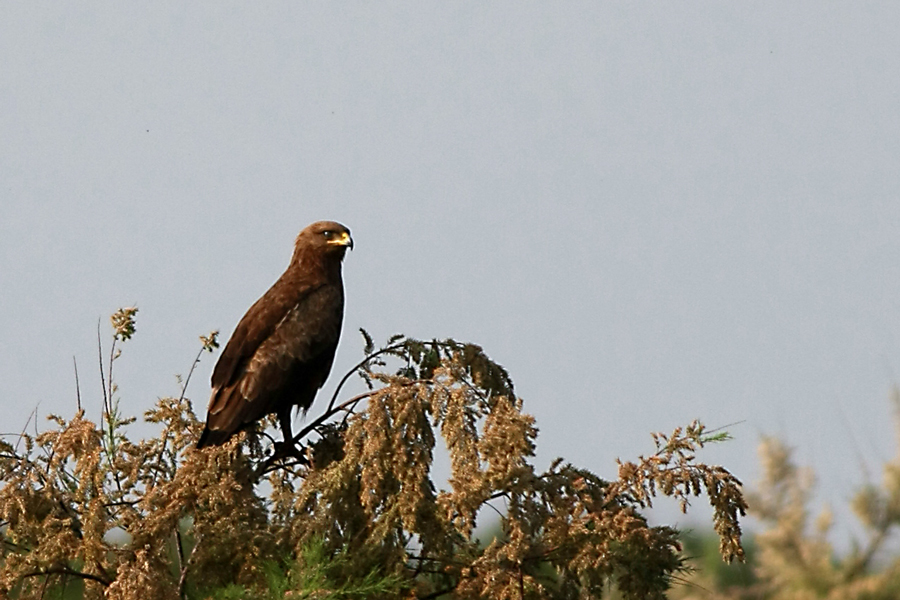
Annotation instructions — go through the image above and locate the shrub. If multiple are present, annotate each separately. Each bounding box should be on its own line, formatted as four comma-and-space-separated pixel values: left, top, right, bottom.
1, 310, 746, 599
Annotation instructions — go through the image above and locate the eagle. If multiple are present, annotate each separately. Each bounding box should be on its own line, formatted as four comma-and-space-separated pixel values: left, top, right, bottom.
197, 221, 353, 449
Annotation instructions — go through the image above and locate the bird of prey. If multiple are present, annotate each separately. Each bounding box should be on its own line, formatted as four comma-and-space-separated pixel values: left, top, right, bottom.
197, 221, 353, 448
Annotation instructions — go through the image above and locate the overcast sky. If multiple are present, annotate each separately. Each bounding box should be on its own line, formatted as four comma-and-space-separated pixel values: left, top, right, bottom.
3, 3, 900, 544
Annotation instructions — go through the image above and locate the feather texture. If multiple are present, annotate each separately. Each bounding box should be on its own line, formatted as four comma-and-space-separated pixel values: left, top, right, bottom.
197, 221, 352, 448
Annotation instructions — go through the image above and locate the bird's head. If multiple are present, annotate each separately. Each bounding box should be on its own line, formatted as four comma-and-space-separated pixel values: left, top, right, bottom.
294, 221, 353, 262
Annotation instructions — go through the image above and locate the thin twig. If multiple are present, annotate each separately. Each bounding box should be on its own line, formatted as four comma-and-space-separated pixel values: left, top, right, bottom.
107, 333, 118, 412
253, 390, 377, 479
23, 567, 111, 587
406, 554, 471, 567
14, 405, 38, 454
178, 534, 201, 598
103, 499, 140, 508
481, 499, 506, 520
149, 343, 210, 489
1, 538, 31, 552
292, 390, 379, 446
149, 346, 205, 489
148, 424, 173, 491
325, 338, 471, 415
518, 565, 524, 600
178, 345, 207, 404
326, 342, 407, 413
96, 322, 124, 497
174, 527, 186, 597
39, 572, 50, 600
97, 320, 108, 419
73, 355, 82, 412
252, 377, 434, 480
296, 377, 431, 448
61, 570, 71, 600
845, 522, 891, 580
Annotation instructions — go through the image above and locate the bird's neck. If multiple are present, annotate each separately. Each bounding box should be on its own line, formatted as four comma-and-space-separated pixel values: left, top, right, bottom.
289, 247, 344, 282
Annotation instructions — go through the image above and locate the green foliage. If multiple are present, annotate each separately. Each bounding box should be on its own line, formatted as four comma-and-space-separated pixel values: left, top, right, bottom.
677, 529, 757, 592
672, 386, 900, 600
0, 311, 748, 599
207, 539, 404, 600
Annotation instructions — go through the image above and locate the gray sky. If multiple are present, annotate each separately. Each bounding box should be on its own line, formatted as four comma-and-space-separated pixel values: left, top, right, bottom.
3, 3, 900, 544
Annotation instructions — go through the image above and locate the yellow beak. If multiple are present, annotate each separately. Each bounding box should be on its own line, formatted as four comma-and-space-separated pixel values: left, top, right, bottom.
328, 231, 354, 250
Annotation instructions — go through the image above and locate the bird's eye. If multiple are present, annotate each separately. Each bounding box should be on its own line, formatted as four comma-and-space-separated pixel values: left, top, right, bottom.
322, 231, 332, 238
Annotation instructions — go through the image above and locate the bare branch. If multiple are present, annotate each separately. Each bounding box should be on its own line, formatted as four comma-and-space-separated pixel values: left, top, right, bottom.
22, 567, 111, 587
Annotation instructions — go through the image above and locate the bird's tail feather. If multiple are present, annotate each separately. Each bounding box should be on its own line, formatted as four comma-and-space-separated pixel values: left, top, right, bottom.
196, 426, 232, 448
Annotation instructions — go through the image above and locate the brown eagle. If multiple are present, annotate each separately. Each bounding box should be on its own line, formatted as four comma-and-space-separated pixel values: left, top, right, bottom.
197, 221, 353, 448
